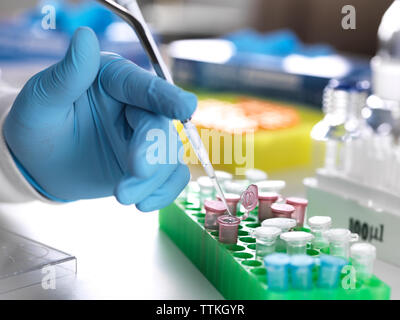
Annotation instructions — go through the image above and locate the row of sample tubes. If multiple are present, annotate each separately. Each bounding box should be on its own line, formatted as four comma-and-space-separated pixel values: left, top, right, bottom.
260, 217, 376, 291
264, 241, 377, 292
256, 216, 359, 259
179, 168, 377, 291
264, 253, 348, 291
311, 78, 400, 196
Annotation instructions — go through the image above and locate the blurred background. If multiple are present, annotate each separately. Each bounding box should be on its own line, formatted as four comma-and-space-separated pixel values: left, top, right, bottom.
1, 0, 400, 300
0, 0, 395, 173
0, 0, 394, 56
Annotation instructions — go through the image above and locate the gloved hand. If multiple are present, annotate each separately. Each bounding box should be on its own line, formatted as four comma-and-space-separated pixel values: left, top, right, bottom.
3, 27, 196, 211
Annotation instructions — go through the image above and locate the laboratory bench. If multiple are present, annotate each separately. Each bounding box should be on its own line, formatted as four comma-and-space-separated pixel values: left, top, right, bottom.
0, 63, 399, 300
0, 166, 399, 300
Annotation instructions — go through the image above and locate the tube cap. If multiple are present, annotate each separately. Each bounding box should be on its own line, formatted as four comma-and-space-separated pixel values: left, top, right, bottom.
308, 216, 332, 229
255, 180, 286, 192
280, 231, 314, 244
271, 203, 295, 214
224, 180, 248, 195
324, 228, 359, 243
204, 200, 227, 213
240, 184, 258, 212
264, 253, 290, 267
290, 254, 314, 268
253, 226, 281, 240
319, 254, 347, 268
350, 243, 376, 260
197, 176, 213, 189
262, 218, 297, 231
245, 168, 268, 182
217, 193, 240, 203
286, 197, 308, 207
258, 192, 279, 201
215, 170, 233, 182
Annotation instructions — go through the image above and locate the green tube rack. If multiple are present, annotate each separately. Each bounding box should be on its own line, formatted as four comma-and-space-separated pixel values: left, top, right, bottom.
159, 198, 391, 300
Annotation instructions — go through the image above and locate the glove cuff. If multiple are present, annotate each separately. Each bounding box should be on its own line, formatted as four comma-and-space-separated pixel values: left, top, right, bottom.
10, 151, 72, 203
0, 105, 55, 203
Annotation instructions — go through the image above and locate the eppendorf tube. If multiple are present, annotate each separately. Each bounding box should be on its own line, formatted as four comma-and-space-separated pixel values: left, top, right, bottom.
271, 203, 295, 218
286, 197, 308, 227
215, 170, 233, 186
317, 254, 347, 289
257, 192, 279, 222
245, 168, 268, 183
262, 218, 297, 253
308, 216, 332, 250
255, 180, 286, 193
197, 176, 215, 204
204, 200, 227, 230
217, 193, 240, 215
253, 226, 282, 258
264, 253, 291, 291
280, 231, 314, 255
224, 180, 248, 196
217, 215, 241, 244
324, 228, 359, 259
350, 243, 376, 282
290, 255, 315, 290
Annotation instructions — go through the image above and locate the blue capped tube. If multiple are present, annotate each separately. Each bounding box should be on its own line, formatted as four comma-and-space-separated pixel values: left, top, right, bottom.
290, 254, 315, 290
264, 253, 290, 291
317, 254, 347, 288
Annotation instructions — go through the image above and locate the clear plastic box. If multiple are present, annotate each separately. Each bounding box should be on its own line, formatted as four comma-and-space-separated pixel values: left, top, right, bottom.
0, 227, 76, 294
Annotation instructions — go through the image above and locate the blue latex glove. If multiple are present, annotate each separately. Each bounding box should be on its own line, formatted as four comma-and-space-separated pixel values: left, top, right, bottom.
3, 27, 197, 211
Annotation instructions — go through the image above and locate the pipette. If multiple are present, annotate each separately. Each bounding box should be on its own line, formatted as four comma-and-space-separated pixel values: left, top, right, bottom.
97, 0, 233, 214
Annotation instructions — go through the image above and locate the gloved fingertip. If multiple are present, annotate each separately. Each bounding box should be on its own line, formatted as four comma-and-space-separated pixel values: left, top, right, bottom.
136, 164, 190, 212
129, 161, 157, 179
135, 202, 157, 212
114, 182, 135, 205
73, 26, 97, 44
114, 191, 132, 206
70, 26, 100, 76
175, 90, 197, 121
150, 80, 198, 120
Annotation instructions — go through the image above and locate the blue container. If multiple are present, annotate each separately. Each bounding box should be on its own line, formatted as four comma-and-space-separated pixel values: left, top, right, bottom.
317, 254, 347, 288
264, 253, 291, 291
290, 254, 314, 290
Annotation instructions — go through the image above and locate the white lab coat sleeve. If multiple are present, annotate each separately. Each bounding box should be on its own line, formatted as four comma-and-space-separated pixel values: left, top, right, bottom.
0, 93, 53, 203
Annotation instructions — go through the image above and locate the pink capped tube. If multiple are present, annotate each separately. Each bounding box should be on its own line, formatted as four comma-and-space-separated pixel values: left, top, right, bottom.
217, 215, 241, 244
286, 197, 308, 227
217, 193, 241, 215
258, 192, 279, 222
271, 203, 295, 219
204, 200, 227, 230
